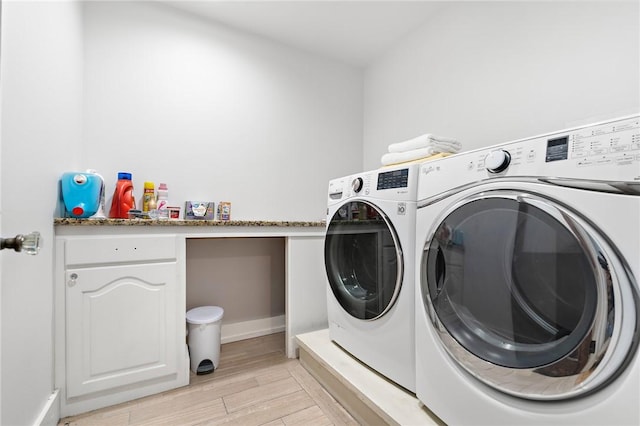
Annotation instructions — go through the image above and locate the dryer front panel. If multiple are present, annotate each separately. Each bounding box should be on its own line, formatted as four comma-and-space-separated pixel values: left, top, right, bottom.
419, 189, 638, 400
325, 200, 403, 321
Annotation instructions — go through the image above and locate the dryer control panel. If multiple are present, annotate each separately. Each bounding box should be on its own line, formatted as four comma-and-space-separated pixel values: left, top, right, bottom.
417, 115, 640, 200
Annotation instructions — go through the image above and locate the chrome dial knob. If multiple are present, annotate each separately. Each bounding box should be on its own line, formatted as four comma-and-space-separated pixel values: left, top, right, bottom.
352, 177, 364, 193
485, 149, 511, 173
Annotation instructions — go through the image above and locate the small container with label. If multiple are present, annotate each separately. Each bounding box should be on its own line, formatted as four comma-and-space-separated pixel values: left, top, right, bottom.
218, 202, 231, 221
156, 183, 169, 219
167, 206, 181, 219
185, 201, 215, 220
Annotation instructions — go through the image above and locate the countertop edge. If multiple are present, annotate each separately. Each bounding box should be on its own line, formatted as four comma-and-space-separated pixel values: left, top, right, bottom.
54, 218, 326, 227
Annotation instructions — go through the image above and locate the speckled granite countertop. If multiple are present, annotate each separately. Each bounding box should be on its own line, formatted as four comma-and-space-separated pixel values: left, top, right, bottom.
54, 218, 325, 227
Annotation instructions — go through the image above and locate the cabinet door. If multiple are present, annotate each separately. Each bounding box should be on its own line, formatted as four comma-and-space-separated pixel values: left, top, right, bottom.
66, 262, 178, 398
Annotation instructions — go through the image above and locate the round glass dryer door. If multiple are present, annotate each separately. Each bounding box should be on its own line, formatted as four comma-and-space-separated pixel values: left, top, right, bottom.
325, 200, 403, 321
421, 190, 638, 400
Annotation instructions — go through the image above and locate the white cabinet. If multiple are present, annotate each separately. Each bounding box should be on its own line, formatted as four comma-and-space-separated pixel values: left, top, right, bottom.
56, 235, 188, 417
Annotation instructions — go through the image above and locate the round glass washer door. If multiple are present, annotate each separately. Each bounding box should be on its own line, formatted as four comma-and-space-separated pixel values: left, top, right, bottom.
325, 200, 403, 321
421, 190, 638, 400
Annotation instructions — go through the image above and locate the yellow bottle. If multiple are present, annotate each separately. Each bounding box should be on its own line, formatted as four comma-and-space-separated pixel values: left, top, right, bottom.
142, 181, 155, 212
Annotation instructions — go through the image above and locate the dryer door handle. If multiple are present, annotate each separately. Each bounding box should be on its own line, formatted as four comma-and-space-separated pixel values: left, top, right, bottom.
434, 247, 447, 295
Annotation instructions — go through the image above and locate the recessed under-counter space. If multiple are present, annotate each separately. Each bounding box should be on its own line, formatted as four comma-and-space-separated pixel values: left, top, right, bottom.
54, 218, 328, 417
186, 237, 286, 344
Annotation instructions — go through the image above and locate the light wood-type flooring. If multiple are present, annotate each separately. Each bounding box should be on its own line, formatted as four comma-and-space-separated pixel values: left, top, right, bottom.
59, 332, 358, 426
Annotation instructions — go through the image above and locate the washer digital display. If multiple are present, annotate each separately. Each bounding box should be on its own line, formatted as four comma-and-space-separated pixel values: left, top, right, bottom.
377, 168, 409, 190
546, 136, 569, 162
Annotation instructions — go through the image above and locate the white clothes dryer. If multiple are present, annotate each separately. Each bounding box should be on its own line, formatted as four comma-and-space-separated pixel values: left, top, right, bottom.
325, 164, 419, 392
415, 115, 640, 424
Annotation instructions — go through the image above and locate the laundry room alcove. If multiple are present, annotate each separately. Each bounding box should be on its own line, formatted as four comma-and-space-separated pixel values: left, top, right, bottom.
186, 237, 286, 344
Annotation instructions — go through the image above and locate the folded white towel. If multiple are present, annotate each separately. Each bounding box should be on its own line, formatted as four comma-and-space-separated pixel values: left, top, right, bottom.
388, 133, 461, 153
381, 147, 452, 166
380, 152, 452, 168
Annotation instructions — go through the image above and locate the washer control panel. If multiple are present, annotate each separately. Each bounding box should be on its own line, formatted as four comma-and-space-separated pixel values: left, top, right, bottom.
418, 115, 640, 199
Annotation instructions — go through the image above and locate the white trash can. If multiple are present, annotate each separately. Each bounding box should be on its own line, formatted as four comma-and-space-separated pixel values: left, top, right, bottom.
186, 306, 224, 375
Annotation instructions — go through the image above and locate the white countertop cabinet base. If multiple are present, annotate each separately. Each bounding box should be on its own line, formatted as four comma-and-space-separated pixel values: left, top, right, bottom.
55, 235, 189, 417
54, 223, 327, 417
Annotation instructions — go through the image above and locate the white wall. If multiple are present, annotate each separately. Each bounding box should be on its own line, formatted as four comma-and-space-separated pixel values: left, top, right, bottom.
0, 2, 360, 422
0, 2, 83, 425
363, 1, 640, 169
186, 238, 285, 322
0, 3, 3, 422
82, 2, 363, 221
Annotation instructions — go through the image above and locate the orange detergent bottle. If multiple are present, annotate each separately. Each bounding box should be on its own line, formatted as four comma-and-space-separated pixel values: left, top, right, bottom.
109, 172, 136, 218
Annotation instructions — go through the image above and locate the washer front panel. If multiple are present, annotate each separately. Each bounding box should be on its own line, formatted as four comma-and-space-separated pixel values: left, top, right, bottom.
420, 188, 638, 400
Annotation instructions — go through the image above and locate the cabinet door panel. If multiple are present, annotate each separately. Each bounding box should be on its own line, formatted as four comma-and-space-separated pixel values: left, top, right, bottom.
66, 263, 178, 398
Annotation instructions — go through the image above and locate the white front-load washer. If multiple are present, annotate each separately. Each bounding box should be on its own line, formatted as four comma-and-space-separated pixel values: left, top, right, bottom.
415, 115, 640, 424
325, 164, 419, 392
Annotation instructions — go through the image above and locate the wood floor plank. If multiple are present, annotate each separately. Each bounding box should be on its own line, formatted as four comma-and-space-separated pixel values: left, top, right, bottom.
281, 405, 333, 426
254, 359, 299, 386
60, 411, 130, 426
199, 358, 296, 393
205, 389, 316, 426
219, 333, 284, 359
128, 379, 257, 424
207, 352, 291, 381
200, 375, 261, 396
261, 420, 286, 426
130, 397, 227, 426
222, 376, 302, 413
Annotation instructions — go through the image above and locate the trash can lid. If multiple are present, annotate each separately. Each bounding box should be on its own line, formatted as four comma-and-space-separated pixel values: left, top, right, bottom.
186, 306, 224, 324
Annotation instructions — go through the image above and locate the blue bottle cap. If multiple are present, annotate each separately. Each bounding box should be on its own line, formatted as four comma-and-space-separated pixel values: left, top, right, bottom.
117, 172, 132, 180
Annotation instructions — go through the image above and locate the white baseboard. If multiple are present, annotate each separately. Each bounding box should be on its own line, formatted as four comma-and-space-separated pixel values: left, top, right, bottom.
221, 315, 285, 344
33, 389, 60, 426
